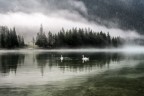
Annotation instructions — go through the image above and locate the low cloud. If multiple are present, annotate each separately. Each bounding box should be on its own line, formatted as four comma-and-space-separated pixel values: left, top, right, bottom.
0, 0, 142, 43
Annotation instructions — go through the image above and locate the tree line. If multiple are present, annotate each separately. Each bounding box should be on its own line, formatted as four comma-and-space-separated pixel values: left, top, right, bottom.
0, 26, 25, 49
0, 25, 124, 49
35, 25, 123, 48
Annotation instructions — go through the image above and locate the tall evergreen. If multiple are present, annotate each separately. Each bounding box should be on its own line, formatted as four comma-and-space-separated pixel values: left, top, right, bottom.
35, 25, 48, 48
0, 26, 25, 48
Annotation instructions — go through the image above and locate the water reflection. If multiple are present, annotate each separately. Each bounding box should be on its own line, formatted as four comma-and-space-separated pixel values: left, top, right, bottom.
35, 52, 123, 73
0, 52, 124, 75
0, 53, 25, 74
0, 51, 141, 87
0, 51, 144, 96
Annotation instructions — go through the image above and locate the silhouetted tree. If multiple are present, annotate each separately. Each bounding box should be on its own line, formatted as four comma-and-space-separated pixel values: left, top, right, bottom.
0, 26, 25, 49
35, 25, 48, 48
35, 27, 124, 48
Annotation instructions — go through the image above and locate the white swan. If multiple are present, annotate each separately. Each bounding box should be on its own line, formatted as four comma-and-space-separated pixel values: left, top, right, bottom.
82, 55, 89, 61
60, 55, 63, 62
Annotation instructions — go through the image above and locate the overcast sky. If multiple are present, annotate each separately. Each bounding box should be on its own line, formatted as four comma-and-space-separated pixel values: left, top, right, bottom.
0, 0, 142, 42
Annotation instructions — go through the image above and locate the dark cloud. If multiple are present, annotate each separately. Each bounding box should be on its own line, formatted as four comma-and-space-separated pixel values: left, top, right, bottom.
0, 0, 143, 34
81, 0, 144, 34
0, 0, 87, 14
0, 0, 143, 42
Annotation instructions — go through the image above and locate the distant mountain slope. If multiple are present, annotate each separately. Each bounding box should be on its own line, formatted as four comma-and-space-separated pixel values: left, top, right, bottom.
80, 0, 144, 34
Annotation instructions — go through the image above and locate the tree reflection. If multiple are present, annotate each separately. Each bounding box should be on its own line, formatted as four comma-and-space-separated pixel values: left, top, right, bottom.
36, 52, 57, 75
57, 53, 122, 72
0, 53, 25, 74
35, 52, 123, 73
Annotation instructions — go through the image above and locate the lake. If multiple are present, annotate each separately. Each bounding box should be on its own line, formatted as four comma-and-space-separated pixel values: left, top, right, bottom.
0, 49, 144, 96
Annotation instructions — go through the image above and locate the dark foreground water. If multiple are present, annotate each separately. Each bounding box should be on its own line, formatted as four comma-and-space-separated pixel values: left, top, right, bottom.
0, 50, 144, 96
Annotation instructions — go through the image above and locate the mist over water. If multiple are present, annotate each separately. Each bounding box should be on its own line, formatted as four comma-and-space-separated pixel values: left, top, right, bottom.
0, 0, 144, 96
0, 50, 144, 96
0, 46, 144, 54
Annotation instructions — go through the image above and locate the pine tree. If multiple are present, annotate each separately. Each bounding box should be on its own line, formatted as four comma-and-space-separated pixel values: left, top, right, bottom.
35, 25, 48, 48
35, 27, 123, 48
0, 26, 25, 48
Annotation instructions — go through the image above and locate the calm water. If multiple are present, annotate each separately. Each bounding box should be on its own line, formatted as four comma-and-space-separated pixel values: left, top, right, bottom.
0, 50, 144, 96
